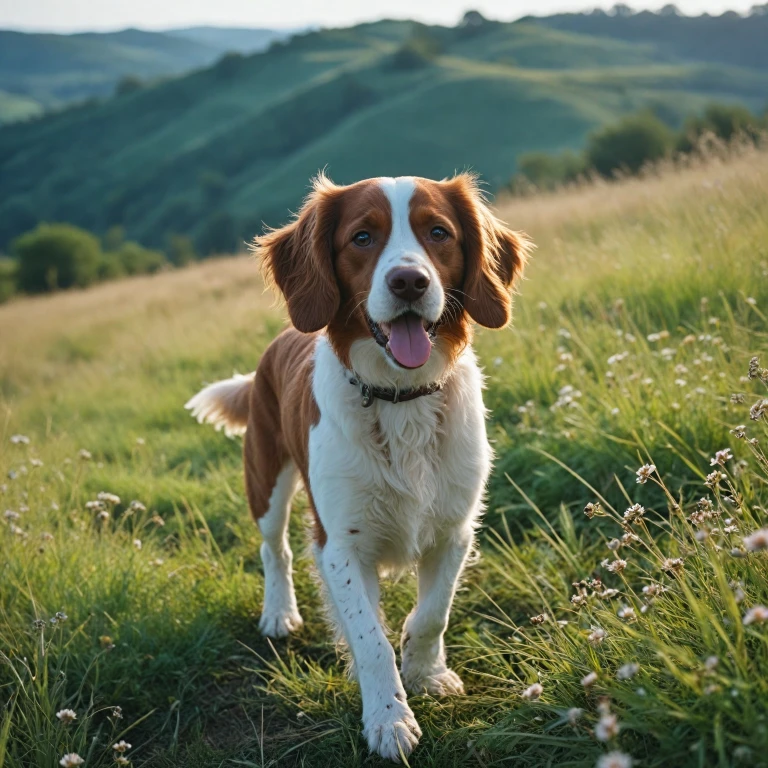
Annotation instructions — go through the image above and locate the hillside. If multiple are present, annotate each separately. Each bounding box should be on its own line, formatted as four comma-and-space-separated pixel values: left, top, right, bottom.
1, 13, 767, 252
0, 26, 292, 120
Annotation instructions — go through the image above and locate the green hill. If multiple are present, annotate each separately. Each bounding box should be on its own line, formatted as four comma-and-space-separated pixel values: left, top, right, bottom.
0, 26, 292, 121
1, 14, 766, 252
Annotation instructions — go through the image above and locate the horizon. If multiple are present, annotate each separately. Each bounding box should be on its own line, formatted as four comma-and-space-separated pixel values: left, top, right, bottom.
0, 0, 758, 34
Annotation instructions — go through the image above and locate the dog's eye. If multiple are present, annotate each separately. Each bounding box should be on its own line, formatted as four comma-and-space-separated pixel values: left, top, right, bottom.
353, 231, 372, 247
430, 226, 448, 242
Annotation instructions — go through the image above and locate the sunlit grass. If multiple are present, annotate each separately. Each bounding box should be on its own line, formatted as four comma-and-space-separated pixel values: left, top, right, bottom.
1, 145, 767, 767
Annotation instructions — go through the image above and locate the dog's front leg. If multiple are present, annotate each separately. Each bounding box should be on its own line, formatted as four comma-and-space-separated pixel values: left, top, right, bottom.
317, 540, 421, 762
400, 525, 473, 696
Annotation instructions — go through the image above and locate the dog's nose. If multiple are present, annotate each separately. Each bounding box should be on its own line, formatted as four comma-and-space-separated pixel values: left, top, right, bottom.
386, 267, 430, 302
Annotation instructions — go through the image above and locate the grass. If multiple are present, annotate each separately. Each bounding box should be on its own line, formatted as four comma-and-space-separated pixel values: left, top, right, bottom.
1, 146, 768, 767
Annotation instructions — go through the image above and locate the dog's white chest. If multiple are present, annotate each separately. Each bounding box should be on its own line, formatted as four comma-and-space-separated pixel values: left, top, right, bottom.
309, 337, 492, 571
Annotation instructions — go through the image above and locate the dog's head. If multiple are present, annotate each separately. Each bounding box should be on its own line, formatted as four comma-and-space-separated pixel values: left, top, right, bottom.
255, 173, 530, 383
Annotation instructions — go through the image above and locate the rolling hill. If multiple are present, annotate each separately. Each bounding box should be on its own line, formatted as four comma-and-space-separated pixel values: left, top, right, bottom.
0, 11, 766, 254
0, 26, 294, 120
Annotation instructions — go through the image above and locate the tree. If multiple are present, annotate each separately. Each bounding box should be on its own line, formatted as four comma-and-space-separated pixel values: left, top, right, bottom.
167, 234, 197, 267
13, 223, 102, 293
586, 112, 673, 176
115, 75, 143, 97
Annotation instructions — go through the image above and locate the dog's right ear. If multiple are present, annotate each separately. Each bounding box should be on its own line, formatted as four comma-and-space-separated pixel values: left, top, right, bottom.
254, 174, 341, 333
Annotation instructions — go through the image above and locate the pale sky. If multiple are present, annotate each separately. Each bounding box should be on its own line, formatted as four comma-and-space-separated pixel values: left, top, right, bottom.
0, 0, 758, 33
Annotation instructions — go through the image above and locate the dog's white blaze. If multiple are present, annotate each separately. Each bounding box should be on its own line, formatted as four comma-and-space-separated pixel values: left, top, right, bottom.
366, 176, 444, 325
307, 335, 491, 759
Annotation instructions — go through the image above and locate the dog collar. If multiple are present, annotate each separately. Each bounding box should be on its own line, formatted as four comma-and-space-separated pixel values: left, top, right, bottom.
348, 376, 442, 408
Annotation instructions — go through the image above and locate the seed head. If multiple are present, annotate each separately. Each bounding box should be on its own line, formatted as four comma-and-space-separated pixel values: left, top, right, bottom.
744, 529, 768, 552
662, 557, 684, 576
635, 464, 655, 485
705, 471, 725, 488
584, 501, 602, 519
617, 606, 636, 622
530, 613, 547, 625
605, 559, 627, 573
97, 492, 121, 506
588, 628, 607, 646
623, 504, 645, 524
750, 399, 767, 421
748, 356, 760, 380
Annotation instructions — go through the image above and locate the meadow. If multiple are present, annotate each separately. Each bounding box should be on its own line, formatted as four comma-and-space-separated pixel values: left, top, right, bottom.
1, 143, 768, 767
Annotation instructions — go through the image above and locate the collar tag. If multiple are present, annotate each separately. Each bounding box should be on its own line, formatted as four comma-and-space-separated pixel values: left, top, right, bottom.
360, 383, 374, 408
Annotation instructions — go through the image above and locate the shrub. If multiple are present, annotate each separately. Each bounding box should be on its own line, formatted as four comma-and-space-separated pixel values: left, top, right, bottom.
115, 75, 143, 97
13, 223, 102, 293
110, 242, 167, 276
167, 234, 197, 267
678, 103, 763, 151
391, 31, 441, 70
586, 112, 674, 176
0, 258, 17, 302
515, 150, 588, 190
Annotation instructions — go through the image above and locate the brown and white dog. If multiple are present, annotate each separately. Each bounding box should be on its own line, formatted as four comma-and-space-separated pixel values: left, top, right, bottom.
186, 173, 530, 762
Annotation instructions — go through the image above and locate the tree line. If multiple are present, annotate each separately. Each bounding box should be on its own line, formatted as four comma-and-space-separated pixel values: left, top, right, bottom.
0, 225, 198, 303
511, 102, 767, 191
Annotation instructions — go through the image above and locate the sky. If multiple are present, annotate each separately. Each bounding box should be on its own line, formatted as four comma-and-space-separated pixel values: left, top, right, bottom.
0, 0, 758, 32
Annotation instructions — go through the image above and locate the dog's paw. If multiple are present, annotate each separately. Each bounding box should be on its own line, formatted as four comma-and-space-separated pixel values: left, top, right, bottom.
402, 666, 465, 697
363, 700, 421, 763
258, 608, 303, 638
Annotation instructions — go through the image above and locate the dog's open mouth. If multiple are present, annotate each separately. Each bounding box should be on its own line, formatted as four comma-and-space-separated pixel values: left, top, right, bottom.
366, 312, 438, 369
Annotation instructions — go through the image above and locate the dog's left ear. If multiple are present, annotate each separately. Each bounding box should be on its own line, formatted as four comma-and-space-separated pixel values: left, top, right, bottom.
444, 173, 532, 329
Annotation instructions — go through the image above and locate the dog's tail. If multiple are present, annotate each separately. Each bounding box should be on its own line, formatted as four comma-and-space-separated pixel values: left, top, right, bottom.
185, 372, 255, 437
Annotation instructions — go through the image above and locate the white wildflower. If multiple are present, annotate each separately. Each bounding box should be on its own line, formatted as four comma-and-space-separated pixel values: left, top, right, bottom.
56, 709, 77, 724
595, 713, 620, 742
743, 606, 768, 626
597, 752, 633, 768
616, 663, 640, 681
522, 682, 543, 700
635, 464, 655, 484
59, 755, 84, 768
744, 529, 768, 552
710, 449, 733, 466
588, 628, 607, 647
581, 671, 598, 687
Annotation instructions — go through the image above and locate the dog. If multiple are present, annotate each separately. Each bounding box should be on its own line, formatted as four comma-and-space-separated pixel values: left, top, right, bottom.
186, 173, 530, 762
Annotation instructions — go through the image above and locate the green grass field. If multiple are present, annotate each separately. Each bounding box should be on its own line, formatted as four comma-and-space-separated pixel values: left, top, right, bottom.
1, 146, 768, 767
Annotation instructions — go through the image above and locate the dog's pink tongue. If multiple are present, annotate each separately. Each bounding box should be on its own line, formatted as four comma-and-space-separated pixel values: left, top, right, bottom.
387, 314, 432, 369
